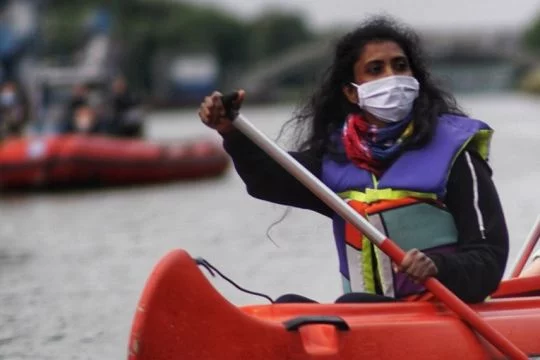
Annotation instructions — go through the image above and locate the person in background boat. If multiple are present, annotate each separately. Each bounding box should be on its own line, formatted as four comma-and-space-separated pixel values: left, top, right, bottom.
58, 83, 90, 133
520, 250, 540, 278
62, 103, 104, 134
107, 75, 144, 137
198, 16, 509, 304
71, 83, 89, 110
0, 80, 29, 139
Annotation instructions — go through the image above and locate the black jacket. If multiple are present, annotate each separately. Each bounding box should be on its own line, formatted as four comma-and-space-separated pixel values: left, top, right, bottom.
222, 130, 509, 303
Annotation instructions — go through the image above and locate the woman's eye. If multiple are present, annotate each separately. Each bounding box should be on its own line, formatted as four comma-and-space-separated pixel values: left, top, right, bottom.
395, 60, 410, 72
367, 64, 381, 74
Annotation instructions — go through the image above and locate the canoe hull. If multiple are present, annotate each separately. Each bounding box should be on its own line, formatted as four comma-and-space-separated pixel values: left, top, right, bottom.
127, 249, 540, 360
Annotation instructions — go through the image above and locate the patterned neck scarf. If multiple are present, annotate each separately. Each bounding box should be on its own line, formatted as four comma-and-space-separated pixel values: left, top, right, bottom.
341, 113, 414, 177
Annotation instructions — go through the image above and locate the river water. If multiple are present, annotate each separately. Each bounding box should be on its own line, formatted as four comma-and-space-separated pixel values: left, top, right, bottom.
0, 92, 539, 359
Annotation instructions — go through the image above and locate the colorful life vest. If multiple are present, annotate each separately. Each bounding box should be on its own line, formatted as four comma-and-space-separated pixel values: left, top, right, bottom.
321, 114, 493, 298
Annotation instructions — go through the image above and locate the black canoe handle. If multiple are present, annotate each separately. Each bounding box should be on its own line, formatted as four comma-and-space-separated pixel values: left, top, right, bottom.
283, 315, 350, 331
221, 92, 240, 121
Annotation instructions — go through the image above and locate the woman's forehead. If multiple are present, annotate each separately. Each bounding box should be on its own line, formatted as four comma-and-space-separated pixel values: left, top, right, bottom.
358, 41, 406, 62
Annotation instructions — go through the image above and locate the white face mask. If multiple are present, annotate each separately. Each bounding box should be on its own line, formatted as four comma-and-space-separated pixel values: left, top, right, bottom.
351, 75, 420, 123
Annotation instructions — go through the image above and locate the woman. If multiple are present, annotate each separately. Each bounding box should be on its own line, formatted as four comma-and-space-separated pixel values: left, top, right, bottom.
198, 16, 509, 303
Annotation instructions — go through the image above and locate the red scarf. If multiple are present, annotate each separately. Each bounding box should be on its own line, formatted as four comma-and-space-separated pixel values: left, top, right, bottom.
341, 114, 413, 177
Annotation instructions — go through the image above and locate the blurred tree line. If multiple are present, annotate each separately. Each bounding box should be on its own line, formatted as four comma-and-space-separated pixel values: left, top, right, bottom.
41, 0, 316, 92
520, 11, 540, 94
523, 12, 540, 53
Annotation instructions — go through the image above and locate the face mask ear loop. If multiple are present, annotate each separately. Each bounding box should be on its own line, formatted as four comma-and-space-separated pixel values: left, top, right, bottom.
350, 82, 364, 108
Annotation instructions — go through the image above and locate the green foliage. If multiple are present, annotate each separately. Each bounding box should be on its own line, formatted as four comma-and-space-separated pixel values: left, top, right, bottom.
248, 9, 314, 61
523, 12, 540, 52
42, 0, 316, 90
41, 5, 90, 57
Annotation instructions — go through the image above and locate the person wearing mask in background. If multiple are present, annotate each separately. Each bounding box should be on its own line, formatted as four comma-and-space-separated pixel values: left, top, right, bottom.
0, 80, 28, 139
198, 16, 509, 304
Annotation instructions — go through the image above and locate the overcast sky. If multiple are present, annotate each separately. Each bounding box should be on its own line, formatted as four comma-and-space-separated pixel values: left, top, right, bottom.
191, 0, 540, 31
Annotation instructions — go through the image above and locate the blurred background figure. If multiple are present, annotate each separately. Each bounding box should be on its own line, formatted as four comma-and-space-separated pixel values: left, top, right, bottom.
0, 79, 28, 139
70, 83, 90, 111
108, 74, 144, 137
64, 82, 89, 125
60, 102, 103, 134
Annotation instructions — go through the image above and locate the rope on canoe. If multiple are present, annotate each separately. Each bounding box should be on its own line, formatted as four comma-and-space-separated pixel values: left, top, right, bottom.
195, 257, 275, 304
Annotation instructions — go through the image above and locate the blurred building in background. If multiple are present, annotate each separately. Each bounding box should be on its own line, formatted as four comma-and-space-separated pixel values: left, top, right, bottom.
151, 52, 219, 107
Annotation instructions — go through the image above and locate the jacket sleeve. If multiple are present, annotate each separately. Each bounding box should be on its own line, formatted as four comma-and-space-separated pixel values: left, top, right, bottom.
429, 150, 509, 303
222, 130, 333, 217
223, 130, 333, 216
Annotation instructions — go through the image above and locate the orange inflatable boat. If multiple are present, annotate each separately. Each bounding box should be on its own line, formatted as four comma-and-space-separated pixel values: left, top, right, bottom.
127, 249, 540, 360
0, 135, 229, 190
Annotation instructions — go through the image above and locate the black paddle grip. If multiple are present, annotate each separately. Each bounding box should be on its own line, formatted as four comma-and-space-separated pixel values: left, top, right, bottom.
221, 92, 240, 121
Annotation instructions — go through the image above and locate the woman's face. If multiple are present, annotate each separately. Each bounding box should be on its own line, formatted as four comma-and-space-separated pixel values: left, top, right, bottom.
343, 40, 413, 104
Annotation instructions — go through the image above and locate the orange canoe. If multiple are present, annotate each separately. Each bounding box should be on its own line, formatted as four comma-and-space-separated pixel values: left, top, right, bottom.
0, 135, 229, 190
127, 249, 540, 360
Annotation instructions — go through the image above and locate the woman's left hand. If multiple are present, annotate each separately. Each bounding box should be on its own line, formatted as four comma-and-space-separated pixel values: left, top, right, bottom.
395, 248, 438, 283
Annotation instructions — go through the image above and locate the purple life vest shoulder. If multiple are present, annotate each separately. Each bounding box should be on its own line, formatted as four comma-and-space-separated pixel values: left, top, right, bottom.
322, 114, 492, 198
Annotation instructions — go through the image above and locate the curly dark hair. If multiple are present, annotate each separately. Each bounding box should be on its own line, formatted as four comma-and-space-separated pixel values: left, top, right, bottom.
285, 15, 465, 155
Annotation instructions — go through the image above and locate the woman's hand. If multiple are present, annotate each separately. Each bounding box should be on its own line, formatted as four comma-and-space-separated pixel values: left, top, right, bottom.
395, 248, 438, 283
198, 90, 245, 134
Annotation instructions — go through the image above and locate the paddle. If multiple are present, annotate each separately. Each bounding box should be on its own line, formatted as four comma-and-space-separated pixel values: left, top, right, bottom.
510, 215, 540, 278
220, 92, 529, 359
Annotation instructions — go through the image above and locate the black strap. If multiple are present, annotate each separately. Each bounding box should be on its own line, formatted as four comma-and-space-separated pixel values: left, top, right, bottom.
220, 92, 240, 121
195, 257, 274, 304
